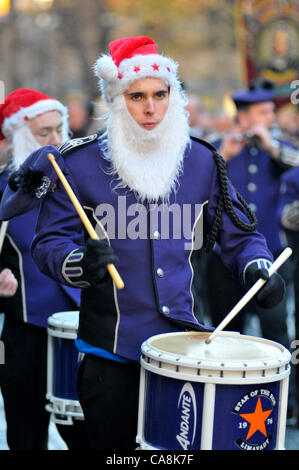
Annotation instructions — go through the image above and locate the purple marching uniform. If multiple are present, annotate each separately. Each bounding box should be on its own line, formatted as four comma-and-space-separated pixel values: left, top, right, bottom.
0, 148, 66, 222
278, 166, 299, 229
0, 173, 80, 327
213, 138, 293, 255
0, 166, 82, 450
31, 134, 273, 362
277, 166, 299, 263
277, 166, 299, 426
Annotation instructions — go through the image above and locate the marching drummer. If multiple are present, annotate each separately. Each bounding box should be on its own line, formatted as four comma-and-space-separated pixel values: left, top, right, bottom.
19, 36, 285, 450
0, 89, 88, 450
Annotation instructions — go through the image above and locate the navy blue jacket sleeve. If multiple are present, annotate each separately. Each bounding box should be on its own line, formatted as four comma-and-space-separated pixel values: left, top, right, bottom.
0, 146, 64, 221
31, 161, 86, 285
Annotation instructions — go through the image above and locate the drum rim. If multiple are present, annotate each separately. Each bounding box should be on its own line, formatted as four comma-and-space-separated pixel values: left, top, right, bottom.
47, 311, 79, 332
141, 331, 291, 371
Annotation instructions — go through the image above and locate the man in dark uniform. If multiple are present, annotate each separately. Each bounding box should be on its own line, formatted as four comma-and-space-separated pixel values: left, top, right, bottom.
205, 80, 298, 350
5, 38, 286, 450
0, 88, 88, 450
278, 166, 299, 425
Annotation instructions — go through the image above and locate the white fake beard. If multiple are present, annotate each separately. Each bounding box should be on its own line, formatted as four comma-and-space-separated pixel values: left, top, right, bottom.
10, 124, 41, 170
102, 87, 191, 203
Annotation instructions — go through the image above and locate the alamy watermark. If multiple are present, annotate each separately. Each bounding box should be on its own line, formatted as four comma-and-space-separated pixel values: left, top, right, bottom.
92, 197, 204, 251
291, 341, 299, 365
290, 80, 299, 104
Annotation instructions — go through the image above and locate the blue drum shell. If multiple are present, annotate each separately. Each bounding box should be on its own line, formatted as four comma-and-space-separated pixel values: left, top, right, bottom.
143, 370, 281, 450
53, 336, 80, 400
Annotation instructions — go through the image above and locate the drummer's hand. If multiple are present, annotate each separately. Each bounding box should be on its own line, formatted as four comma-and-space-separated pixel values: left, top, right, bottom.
82, 239, 118, 288
0, 269, 18, 297
8, 146, 61, 194
244, 262, 285, 309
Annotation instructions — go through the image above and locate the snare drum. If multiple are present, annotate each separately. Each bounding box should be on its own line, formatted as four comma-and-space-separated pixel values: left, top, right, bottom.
137, 331, 291, 450
46, 311, 83, 425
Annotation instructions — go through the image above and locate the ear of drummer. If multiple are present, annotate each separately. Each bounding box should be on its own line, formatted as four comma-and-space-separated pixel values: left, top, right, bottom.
0, 145, 64, 221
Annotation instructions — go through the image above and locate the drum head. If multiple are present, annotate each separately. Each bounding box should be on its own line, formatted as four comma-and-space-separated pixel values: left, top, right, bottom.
146, 331, 285, 363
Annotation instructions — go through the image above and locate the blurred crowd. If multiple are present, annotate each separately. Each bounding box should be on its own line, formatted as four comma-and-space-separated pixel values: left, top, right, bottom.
1, 85, 297, 166
185, 91, 299, 149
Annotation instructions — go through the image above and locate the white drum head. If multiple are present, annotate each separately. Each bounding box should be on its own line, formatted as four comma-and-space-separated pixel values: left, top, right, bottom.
149, 332, 283, 362
141, 331, 291, 377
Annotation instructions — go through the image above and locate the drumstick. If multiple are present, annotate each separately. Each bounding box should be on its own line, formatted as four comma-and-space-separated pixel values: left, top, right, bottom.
0, 221, 8, 254
47, 153, 124, 290
205, 247, 292, 344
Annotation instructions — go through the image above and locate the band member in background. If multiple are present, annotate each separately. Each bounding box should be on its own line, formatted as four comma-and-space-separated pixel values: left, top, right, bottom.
0, 88, 88, 450
205, 80, 298, 350
278, 166, 299, 426
204, 80, 299, 421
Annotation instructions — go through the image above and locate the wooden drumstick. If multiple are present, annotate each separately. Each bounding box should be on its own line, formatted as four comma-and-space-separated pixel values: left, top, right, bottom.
205, 247, 292, 344
47, 153, 124, 290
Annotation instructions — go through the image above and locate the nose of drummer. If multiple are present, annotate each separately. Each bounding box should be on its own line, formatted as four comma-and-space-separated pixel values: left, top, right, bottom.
144, 97, 155, 115
50, 131, 63, 147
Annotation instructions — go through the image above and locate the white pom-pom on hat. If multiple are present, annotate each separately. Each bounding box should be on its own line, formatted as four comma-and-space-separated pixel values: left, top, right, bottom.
93, 55, 118, 82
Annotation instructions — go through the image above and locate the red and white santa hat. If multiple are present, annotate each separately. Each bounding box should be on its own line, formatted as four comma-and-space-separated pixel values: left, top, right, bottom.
0, 88, 69, 140
94, 36, 181, 103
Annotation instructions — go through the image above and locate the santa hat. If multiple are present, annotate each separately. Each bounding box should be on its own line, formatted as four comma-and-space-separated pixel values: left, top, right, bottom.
94, 36, 181, 103
0, 88, 69, 140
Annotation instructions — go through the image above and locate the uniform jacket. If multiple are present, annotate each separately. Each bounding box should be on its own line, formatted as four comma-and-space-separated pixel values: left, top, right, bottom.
31, 135, 273, 360
277, 166, 299, 263
278, 166, 299, 211
0, 149, 66, 221
0, 170, 80, 327
212, 139, 293, 255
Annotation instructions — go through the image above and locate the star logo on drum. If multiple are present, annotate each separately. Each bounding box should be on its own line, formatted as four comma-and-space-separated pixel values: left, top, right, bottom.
240, 397, 272, 440
232, 388, 276, 450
